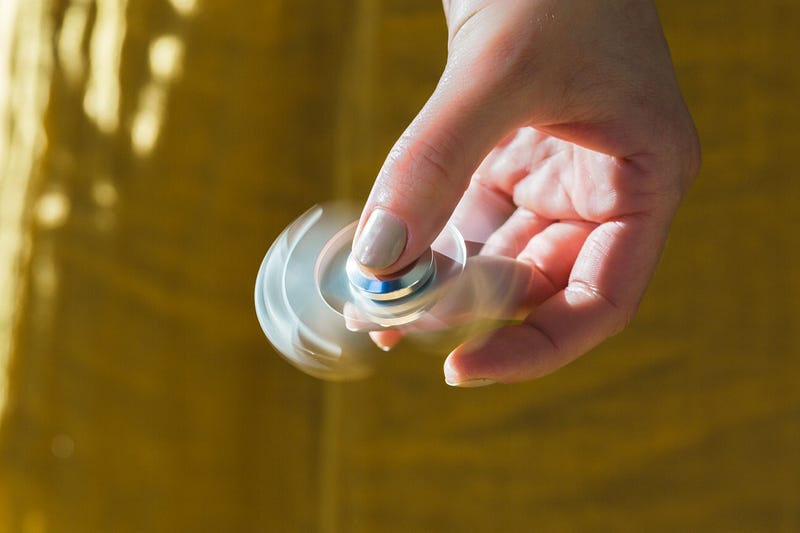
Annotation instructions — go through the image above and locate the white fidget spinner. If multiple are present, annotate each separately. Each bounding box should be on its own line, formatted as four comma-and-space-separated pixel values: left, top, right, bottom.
254, 202, 468, 380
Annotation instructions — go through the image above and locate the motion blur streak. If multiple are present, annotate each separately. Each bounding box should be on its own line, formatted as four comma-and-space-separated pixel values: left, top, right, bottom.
83, 0, 128, 134
0, 0, 53, 423
57, 0, 91, 86
131, 35, 186, 157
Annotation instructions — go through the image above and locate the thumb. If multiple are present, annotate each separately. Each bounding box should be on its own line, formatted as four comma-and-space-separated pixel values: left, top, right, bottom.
352, 52, 523, 274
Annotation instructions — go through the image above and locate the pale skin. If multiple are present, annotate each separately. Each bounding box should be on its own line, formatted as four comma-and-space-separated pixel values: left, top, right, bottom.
352, 0, 701, 386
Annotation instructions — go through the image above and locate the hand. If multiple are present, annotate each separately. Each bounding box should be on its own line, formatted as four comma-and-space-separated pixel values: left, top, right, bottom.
351, 0, 700, 386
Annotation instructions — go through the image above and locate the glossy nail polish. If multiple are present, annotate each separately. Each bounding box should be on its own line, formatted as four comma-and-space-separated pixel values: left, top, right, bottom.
352, 208, 407, 270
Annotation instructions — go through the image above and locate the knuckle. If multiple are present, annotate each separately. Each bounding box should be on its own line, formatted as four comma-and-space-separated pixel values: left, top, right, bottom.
660, 110, 703, 196
683, 121, 702, 188
386, 130, 465, 201
567, 279, 635, 337
411, 138, 452, 184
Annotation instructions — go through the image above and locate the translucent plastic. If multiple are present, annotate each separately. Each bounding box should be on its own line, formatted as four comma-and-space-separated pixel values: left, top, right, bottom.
254, 202, 468, 380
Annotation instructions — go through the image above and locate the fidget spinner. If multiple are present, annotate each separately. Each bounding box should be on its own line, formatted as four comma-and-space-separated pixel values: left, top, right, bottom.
254, 202, 468, 380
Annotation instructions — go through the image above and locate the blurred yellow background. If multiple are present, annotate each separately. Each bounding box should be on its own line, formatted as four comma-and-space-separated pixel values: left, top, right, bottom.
0, 0, 798, 531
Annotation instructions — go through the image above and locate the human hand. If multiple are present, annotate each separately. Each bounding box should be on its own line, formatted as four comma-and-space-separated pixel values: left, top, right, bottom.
351, 0, 700, 386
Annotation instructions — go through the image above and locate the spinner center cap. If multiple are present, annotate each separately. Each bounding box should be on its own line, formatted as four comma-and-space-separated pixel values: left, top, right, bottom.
345, 248, 436, 302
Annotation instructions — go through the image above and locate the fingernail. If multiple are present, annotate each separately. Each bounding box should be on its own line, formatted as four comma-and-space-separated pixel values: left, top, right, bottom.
369, 332, 393, 351
443, 358, 496, 388
353, 208, 406, 270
